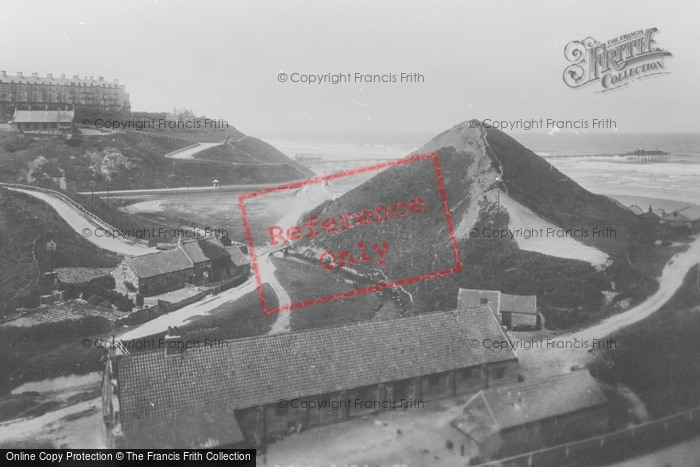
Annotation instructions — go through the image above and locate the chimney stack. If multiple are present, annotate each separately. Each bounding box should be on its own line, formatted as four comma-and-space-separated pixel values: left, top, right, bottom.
98, 76, 104, 81
73, 75, 79, 80
17, 72, 23, 78
32, 72, 38, 78
0, 71, 6, 78
61, 73, 65, 79
47, 73, 53, 79
164, 326, 185, 356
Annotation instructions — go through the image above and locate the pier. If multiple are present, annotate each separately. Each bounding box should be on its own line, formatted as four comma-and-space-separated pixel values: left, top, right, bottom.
543, 153, 670, 163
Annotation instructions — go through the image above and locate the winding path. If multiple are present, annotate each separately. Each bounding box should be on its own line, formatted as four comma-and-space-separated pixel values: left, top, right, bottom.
165, 141, 225, 160
515, 235, 700, 380
3, 186, 155, 256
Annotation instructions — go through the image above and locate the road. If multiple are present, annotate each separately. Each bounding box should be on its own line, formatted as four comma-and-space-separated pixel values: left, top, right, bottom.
263, 256, 293, 334
260, 181, 334, 334
165, 141, 225, 159
118, 277, 258, 341
516, 235, 700, 380
5, 187, 155, 256
575, 236, 700, 340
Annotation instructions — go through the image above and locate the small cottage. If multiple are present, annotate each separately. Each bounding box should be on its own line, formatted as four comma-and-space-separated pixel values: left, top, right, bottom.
112, 238, 249, 296
450, 370, 610, 461
458, 289, 538, 330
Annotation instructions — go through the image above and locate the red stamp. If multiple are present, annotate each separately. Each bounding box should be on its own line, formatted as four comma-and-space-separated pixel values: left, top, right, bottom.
238, 152, 462, 314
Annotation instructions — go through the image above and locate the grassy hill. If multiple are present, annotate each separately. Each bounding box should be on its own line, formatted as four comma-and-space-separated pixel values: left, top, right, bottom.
0, 188, 120, 311
0, 125, 310, 192
292, 124, 660, 330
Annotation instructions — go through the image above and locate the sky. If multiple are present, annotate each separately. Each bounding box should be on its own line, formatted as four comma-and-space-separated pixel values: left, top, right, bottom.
2, 0, 699, 138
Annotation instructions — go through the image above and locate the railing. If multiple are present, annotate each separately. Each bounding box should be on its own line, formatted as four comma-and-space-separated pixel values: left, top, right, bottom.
472, 405, 700, 467
0, 182, 146, 248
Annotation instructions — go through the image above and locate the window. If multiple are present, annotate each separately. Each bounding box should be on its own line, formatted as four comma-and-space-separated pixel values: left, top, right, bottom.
462, 368, 473, 379
480, 298, 488, 304
427, 374, 440, 387
495, 367, 505, 379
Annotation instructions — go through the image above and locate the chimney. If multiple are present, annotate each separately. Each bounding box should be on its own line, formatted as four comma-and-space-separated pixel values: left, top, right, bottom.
32, 72, 38, 78
61, 73, 65, 79
17, 72, 23, 78
0, 71, 6, 77
73, 75, 79, 79
47, 73, 53, 79
164, 326, 185, 356
90, 76, 94, 81
649, 205, 653, 213
113, 79, 118, 85
98, 76, 104, 81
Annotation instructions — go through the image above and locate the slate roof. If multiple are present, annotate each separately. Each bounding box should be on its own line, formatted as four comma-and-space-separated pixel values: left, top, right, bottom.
226, 246, 249, 267
628, 204, 644, 215
180, 238, 229, 263
457, 289, 501, 311
125, 249, 193, 278
13, 110, 74, 123
55, 267, 111, 284
114, 306, 517, 447
500, 294, 537, 315
458, 289, 537, 315
664, 206, 700, 222
452, 371, 608, 437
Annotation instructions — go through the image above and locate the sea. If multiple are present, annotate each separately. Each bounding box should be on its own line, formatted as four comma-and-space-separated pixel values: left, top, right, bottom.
265, 131, 700, 212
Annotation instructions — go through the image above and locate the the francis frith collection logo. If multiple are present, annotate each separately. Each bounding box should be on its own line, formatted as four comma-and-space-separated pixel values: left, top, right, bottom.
563, 28, 672, 93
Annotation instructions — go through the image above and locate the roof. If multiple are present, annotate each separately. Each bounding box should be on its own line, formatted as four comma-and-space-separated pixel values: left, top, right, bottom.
114, 307, 517, 446
55, 267, 111, 284
226, 246, 249, 267
452, 371, 608, 437
628, 204, 644, 215
664, 206, 700, 222
458, 289, 537, 315
124, 248, 193, 278
500, 294, 537, 314
179, 238, 229, 263
639, 211, 660, 220
457, 289, 501, 310
0, 73, 121, 87
13, 110, 74, 123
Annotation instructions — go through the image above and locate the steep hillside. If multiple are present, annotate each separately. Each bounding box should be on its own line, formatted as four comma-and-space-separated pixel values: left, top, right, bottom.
0, 188, 120, 310
292, 122, 657, 329
0, 125, 310, 192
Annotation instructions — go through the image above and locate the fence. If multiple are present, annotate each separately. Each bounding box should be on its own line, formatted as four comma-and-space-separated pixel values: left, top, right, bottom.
0, 182, 149, 248
473, 405, 700, 467
126, 129, 227, 144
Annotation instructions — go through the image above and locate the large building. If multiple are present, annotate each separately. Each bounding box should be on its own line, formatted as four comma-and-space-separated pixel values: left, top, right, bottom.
102, 306, 519, 448
0, 71, 130, 111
